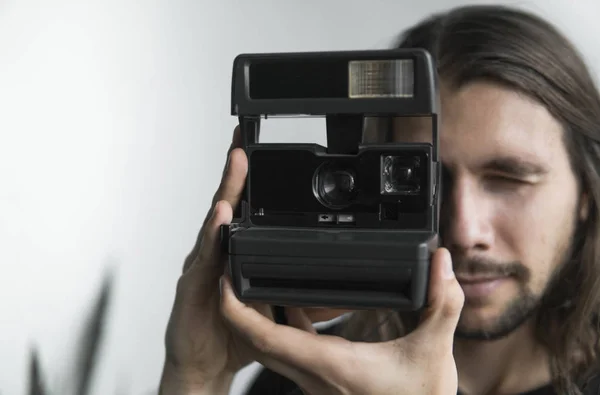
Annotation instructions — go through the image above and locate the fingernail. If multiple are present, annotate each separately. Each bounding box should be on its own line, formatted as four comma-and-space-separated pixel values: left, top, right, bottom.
443, 250, 455, 279
219, 275, 224, 295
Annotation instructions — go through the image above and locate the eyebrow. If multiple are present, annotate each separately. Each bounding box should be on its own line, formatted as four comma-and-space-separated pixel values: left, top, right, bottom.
480, 156, 550, 178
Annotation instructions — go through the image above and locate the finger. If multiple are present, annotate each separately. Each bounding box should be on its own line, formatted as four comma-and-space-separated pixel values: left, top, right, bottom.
403, 248, 464, 347
191, 127, 243, 252
178, 200, 234, 294
212, 125, 243, 203
183, 126, 242, 272
213, 126, 244, 205
214, 147, 248, 207
247, 300, 276, 322
197, 148, 247, 266
219, 275, 349, 378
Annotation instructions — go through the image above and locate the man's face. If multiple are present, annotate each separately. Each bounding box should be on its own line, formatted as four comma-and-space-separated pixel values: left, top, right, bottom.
392, 81, 584, 340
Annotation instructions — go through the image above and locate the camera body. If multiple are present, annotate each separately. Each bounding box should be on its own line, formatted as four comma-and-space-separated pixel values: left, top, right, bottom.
221, 49, 441, 311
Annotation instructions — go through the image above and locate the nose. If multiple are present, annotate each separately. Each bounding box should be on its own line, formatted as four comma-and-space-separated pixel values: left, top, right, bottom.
441, 176, 495, 255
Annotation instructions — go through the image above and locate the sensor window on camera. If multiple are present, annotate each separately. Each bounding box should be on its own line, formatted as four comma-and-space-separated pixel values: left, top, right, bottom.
381, 155, 421, 195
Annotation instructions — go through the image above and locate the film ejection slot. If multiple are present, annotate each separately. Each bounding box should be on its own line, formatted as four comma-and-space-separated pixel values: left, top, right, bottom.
222, 49, 441, 311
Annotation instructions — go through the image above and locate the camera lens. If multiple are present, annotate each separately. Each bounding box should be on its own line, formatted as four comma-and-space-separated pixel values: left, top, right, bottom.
313, 163, 357, 209
381, 155, 421, 195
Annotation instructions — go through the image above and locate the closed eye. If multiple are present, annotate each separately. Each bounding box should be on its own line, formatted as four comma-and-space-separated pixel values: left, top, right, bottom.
483, 174, 533, 193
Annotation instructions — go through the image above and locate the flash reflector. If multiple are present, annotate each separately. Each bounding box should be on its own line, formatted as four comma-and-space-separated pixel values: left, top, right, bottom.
348, 59, 414, 98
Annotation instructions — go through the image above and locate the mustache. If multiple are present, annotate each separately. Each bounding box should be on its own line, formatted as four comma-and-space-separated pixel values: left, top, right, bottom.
452, 255, 530, 281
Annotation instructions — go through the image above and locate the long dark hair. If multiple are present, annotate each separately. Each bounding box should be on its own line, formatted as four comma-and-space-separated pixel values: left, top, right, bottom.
345, 5, 600, 394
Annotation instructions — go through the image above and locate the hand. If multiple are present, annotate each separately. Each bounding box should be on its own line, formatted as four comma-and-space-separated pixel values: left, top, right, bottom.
219, 248, 465, 395
159, 127, 275, 394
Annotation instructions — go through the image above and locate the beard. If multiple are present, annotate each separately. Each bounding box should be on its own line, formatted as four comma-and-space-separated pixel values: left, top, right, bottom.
441, 194, 584, 342
451, 237, 577, 341
451, 255, 540, 341
454, 286, 540, 341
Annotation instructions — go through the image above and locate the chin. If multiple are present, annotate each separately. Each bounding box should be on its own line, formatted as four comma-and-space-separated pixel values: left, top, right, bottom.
454, 294, 540, 341
456, 310, 503, 334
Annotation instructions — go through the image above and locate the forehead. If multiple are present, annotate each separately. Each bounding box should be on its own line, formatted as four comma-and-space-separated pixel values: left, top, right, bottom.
392, 81, 567, 171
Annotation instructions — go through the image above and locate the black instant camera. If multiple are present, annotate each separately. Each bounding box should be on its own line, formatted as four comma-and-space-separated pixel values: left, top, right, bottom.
221, 49, 441, 311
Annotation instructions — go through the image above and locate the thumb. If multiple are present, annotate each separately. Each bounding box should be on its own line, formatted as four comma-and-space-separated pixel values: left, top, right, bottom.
409, 248, 464, 345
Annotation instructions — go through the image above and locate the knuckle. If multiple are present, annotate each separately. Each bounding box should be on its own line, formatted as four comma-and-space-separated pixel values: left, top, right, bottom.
195, 239, 211, 266
218, 289, 230, 315
182, 206, 218, 274
182, 254, 194, 273
182, 243, 199, 272
175, 273, 193, 297
443, 285, 465, 318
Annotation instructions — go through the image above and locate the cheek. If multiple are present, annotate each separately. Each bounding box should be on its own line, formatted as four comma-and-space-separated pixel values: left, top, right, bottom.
493, 185, 577, 290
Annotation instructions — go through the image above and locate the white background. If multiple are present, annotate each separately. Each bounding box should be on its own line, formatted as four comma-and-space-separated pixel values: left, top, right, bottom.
0, 1, 599, 394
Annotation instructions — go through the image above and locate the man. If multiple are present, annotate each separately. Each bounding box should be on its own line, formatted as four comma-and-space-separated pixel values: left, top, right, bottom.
158, 5, 600, 395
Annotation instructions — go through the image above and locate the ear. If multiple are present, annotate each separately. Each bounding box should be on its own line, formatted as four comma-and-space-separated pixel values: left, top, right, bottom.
579, 191, 590, 222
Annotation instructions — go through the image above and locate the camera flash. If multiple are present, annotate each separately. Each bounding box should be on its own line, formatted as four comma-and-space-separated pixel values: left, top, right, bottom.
348, 59, 414, 99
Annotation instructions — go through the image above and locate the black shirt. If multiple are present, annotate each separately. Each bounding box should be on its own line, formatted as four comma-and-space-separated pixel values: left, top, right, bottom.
243, 323, 600, 395
244, 367, 559, 395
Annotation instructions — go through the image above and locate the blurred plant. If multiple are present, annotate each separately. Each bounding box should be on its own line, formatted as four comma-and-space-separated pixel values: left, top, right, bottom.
26, 270, 114, 395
